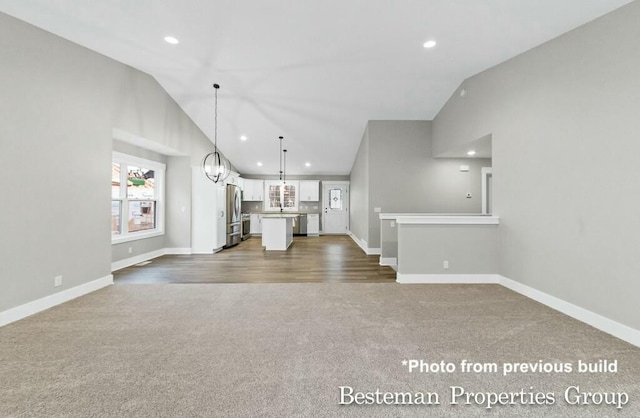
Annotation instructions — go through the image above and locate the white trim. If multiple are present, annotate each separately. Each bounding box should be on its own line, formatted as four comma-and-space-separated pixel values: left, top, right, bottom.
191, 247, 224, 255
379, 257, 397, 267
498, 275, 640, 348
0, 275, 113, 327
165, 248, 192, 255
394, 273, 640, 348
396, 215, 500, 225
111, 248, 166, 271
379, 213, 479, 220
481, 167, 493, 215
111, 230, 164, 245
347, 231, 380, 255
396, 274, 499, 284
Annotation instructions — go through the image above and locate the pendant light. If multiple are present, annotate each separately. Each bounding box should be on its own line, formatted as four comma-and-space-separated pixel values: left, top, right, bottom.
283, 149, 287, 185
278, 136, 284, 182
202, 83, 230, 183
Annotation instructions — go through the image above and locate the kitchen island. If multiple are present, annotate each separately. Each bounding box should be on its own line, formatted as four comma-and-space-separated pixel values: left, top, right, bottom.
261, 214, 297, 251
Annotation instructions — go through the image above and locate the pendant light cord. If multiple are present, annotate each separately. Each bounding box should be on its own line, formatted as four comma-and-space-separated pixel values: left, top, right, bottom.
213, 84, 219, 152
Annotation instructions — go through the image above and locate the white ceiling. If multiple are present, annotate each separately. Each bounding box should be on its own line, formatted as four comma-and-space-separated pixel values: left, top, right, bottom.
0, 1, 632, 175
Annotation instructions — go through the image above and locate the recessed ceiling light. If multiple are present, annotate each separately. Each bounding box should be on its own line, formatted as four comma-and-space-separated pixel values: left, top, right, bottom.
257, 162, 263, 166
305, 162, 311, 167
164, 36, 179, 45
467, 150, 476, 156
240, 135, 247, 141
423, 40, 437, 49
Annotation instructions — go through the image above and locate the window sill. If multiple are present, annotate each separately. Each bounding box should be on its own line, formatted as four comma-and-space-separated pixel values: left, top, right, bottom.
111, 230, 164, 245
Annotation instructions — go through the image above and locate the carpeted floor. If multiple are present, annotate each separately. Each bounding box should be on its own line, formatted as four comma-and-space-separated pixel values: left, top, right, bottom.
1, 283, 639, 417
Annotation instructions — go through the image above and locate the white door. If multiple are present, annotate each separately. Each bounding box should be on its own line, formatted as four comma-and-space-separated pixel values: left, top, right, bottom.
322, 182, 349, 234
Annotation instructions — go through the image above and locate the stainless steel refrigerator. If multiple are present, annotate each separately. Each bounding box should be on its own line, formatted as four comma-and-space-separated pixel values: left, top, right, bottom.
225, 184, 242, 248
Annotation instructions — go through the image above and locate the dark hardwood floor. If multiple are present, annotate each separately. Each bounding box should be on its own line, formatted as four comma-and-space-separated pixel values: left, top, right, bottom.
114, 235, 397, 284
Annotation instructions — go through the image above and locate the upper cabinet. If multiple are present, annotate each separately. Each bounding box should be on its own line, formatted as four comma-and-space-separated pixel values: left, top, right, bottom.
226, 171, 241, 186
242, 179, 264, 201
299, 180, 320, 201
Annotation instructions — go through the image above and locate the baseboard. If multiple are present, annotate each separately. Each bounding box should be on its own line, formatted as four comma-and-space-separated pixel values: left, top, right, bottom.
394, 272, 640, 348
396, 274, 499, 284
165, 247, 192, 255
379, 257, 397, 267
111, 249, 166, 271
0, 275, 113, 327
498, 275, 640, 348
347, 231, 381, 255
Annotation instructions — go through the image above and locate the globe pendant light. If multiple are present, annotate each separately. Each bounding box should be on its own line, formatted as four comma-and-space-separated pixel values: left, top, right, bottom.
202, 83, 230, 183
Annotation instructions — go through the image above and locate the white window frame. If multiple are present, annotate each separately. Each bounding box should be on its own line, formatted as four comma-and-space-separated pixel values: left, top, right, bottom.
112, 151, 166, 244
264, 180, 299, 212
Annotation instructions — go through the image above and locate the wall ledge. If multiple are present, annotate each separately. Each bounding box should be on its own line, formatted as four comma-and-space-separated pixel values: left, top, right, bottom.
396, 215, 500, 225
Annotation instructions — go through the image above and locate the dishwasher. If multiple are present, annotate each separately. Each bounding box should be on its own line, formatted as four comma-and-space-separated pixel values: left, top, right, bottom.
298, 214, 307, 236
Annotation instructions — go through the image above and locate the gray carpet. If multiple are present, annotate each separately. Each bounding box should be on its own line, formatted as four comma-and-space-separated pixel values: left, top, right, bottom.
1, 283, 639, 417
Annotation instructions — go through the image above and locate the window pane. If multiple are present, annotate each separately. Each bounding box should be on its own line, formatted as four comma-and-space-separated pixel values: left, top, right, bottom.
112, 163, 121, 199
269, 185, 281, 209
111, 201, 121, 234
283, 185, 296, 208
329, 189, 342, 210
128, 201, 156, 233
127, 166, 155, 199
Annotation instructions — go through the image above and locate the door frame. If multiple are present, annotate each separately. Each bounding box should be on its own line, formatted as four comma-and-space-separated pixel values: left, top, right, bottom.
481, 167, 493, 215
321, 181, 350, 234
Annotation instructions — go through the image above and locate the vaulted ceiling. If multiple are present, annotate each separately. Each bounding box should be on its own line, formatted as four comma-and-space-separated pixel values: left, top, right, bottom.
0, 1, 632, 174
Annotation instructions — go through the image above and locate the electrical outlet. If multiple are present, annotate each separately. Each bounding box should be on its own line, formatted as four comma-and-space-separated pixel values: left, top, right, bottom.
54, 275, 63, 287
374, 207, 382, 213
443, 261, 449, 269
128, 247, 133, 254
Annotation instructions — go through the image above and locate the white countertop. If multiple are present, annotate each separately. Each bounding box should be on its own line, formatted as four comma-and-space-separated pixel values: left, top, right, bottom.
261, 214, 299, 218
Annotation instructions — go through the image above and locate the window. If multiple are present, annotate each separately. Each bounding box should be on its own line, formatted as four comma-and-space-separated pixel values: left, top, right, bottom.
265, 180, 298, 211
112, 152, 165, 243
329, 188, 343, 210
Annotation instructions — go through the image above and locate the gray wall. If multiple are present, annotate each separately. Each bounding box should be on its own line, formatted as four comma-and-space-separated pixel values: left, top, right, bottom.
398, 225, 499, 275
165, 156, 192, 250
432, 2, 640, 330
0, 12, 215, 312
349, 127, 370, 245
350, 120, 490, 249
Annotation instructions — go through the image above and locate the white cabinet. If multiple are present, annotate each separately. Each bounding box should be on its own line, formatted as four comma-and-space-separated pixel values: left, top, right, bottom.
307, 214, 320, 235
191, 167, 227, 253
243, 179, 264, 201
299, 180, 320, 201
226, 171, 241, 186
250, 214, 262, 234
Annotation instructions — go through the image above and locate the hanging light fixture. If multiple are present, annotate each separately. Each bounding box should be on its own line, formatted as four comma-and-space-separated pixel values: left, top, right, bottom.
278, 136, 284, 182
202, 83, 230, 183
283, 149, 287, 185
